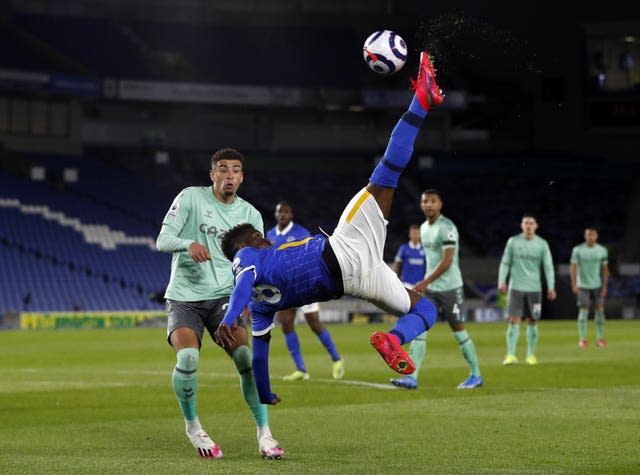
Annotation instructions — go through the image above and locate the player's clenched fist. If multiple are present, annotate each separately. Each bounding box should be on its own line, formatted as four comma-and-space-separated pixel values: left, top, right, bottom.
188, 242, 211, 262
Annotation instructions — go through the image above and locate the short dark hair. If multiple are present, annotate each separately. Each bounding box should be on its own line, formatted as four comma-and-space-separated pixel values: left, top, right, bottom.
409, 224, 420, 230
211, 148, 245, 168
585, 226, 598, 233
276, 200, 293, 211
522, 213, 537, 221
221, 223, 256, 261
422, 188, 443, 200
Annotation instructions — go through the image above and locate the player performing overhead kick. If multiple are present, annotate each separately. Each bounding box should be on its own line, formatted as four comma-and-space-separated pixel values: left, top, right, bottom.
215, 51, 443, 405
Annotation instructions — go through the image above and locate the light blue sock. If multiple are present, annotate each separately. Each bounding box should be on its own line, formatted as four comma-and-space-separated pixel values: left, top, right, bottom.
172, 348, 199, 421
454, 330, 481, 377
409, 332, 427, 381
578, 308, 589, 340
232, 345, 268, 427
595, 308, 605, 340
526, 324, 539, 357
506, 323, 520, 356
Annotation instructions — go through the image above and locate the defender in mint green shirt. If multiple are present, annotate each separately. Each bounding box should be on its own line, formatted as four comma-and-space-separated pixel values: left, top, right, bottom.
391, 189, 482, 390
159, 186, 263, 301
156, 148, 282, 460
498, 214, 556, 366
570, 227, 609, 347
498, 234, 555, 293
420, 215, 463, 292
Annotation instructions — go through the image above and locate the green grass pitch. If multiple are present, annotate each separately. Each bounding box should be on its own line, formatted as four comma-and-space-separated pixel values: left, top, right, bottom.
1, 320, 639, 474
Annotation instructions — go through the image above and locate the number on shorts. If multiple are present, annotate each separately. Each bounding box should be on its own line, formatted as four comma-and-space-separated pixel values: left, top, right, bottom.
252, 284, 282, 304
532, 303, 541, 317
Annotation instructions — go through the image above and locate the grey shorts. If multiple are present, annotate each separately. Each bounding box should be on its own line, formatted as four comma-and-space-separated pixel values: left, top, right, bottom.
166, 298, 247, 346
425, 287, 465, 324
507, 290, 542, 320
577, 289, 604, 307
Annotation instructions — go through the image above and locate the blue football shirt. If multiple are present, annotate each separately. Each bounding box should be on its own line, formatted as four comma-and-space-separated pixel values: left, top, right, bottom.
266, 222, 311, 247
222, 235, 340, 333
395, 242, 426, 286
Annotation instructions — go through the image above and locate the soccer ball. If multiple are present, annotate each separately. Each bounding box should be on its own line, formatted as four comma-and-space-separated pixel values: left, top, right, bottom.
362, 30, 407, 75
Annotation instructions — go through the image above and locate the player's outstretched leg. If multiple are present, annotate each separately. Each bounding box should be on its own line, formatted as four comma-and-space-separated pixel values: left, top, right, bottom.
367, 50, 443, 219
371, 297, 437, 374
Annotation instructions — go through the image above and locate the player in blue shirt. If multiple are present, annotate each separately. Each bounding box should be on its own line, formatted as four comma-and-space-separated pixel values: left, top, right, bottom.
392, 224, 426, 287
266, 201, 344, 381
215, 51, 443, 405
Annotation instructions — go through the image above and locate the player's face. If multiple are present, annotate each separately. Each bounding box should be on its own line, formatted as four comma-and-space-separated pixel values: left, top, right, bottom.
274, 204, 293, 228
420, 193, 442, 219
585, 229, 598, 245
521, 217, 538, 237
409, 228, 420, 243
238, 228, 271, 250
210, 159, 244, 199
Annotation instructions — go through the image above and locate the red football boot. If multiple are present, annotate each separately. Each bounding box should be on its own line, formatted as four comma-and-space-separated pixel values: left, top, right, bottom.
370, 331, 416, 374
411, 51, 444, 111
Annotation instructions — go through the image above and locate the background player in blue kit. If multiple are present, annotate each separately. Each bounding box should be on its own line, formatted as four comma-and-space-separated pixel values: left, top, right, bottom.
266, 201, 344, 381
215, 51, 444, 405
392, 224, 426, 288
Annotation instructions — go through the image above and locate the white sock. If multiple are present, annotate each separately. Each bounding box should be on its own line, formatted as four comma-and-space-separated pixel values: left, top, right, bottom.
257, 425, 272, 440
185, 417, 203, 436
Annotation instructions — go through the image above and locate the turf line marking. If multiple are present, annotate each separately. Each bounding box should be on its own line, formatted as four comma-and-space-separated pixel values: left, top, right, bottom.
312, 378, 398, 390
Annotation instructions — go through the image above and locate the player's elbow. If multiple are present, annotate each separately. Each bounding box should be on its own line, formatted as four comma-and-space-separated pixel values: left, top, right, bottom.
156, 232, 175, 252
155, 233, 166, 252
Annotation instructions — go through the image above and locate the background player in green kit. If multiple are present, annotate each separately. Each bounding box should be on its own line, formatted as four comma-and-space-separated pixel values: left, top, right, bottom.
391, 189, 483, 389
570, 227, 609, 348
498, 214, 556, 366
156, 148, 284, 460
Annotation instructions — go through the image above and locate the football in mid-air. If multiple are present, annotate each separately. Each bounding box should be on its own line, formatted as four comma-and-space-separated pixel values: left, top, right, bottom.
362, 30, 407, 75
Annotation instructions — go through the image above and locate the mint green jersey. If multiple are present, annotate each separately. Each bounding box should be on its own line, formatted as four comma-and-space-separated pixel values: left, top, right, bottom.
498, 234, 555, 292
160, 186, 263, 301
420, 214, 463, 292
570, 243, 608, 289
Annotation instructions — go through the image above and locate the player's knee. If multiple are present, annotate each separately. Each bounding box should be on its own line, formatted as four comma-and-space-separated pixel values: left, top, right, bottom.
232, 345, 253, 374
411, 297, 437, 330
176, 347, 199, 372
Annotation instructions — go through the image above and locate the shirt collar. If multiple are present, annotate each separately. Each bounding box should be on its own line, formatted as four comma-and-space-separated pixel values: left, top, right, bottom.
276, 221, 294, 236
408, 241, 421, 250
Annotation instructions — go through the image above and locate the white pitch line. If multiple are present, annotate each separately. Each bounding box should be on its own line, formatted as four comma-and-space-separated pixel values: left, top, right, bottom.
311, 378, 398, 390
11, 369, 399, 390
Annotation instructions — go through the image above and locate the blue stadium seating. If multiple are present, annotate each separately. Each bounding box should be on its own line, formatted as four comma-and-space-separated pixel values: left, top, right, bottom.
0, 168, 169, 313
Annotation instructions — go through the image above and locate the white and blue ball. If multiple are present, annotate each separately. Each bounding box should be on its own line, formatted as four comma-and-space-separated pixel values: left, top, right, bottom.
362, 30, 407, 75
